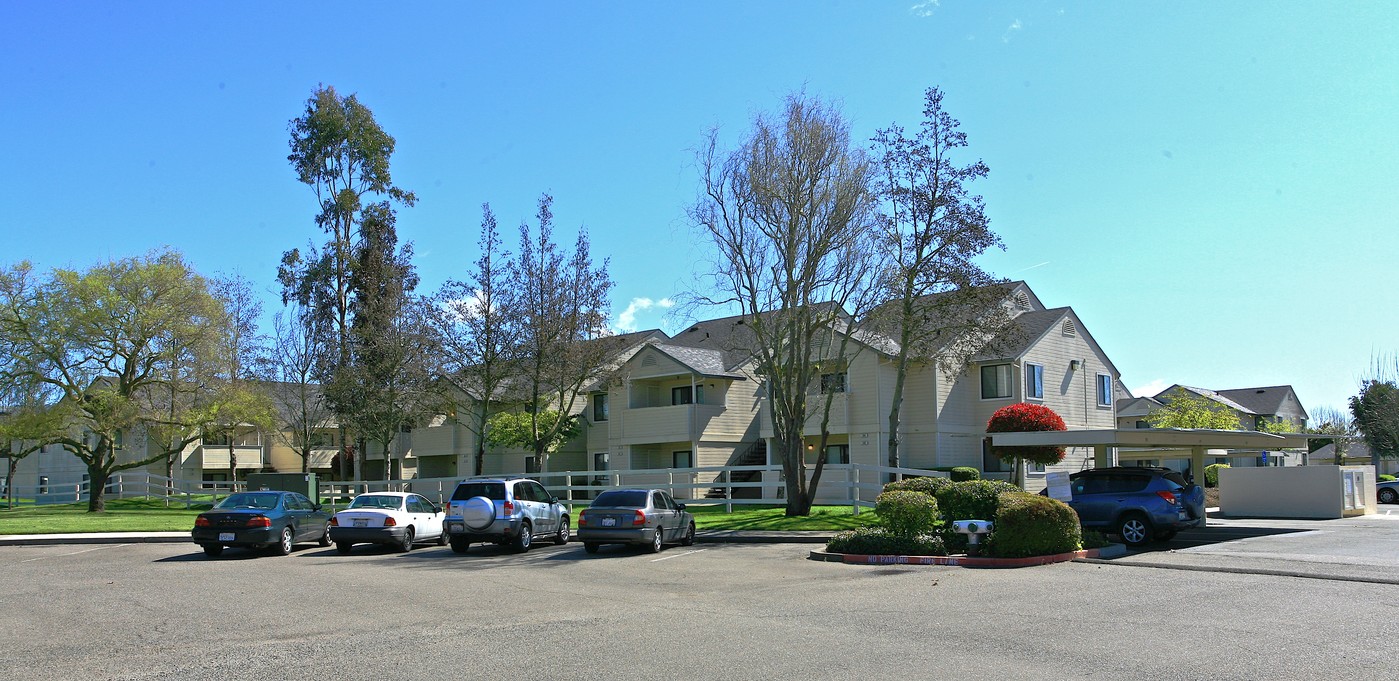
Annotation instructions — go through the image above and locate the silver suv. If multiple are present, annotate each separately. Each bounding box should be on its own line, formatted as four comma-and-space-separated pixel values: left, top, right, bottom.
444, 477, 570, 554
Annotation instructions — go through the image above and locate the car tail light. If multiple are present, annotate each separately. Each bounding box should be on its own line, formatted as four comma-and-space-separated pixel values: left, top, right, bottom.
503, 500, 514, 516
329, 516, 340, 526
577, 511, 588, 527
195, 516, 210, 528
1156, 491, 1178, 504
246, 515, 271, 528
632, 510, 646, 526
383, 516, 397, 527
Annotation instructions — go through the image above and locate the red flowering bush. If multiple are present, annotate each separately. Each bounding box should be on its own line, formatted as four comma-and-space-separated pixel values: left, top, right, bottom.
986, 403, 1068, 466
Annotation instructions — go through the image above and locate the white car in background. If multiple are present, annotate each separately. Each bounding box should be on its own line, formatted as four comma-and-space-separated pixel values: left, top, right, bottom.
329, 492, 447, 553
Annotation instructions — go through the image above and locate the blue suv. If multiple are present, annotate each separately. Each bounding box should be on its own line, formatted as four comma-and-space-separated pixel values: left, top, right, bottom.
1061, 467, 1205, 547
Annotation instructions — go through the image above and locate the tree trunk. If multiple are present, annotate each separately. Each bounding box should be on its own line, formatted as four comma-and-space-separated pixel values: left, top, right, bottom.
86, 461, 108, 513
6, 456, 17, 510
228, 440, 237, 490
474, 403, 489, 476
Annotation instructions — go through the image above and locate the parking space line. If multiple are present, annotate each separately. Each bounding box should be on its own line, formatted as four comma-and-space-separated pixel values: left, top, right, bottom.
650, 549, 708, 562
19, 544, 132, 563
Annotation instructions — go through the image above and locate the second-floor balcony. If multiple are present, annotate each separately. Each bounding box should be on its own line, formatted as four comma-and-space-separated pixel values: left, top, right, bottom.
613, 403, 727, 445
200, 445, 265, 469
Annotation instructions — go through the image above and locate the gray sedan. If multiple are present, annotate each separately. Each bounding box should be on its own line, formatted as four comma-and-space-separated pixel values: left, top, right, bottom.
577, 489, 696, 554
1379, 479, 1399, 505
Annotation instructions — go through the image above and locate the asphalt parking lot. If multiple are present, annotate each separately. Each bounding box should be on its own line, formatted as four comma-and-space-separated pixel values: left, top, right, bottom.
2, 528, 1398, 681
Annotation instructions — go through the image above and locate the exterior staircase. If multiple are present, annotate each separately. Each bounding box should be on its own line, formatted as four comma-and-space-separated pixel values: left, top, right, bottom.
705, 441, 767, 499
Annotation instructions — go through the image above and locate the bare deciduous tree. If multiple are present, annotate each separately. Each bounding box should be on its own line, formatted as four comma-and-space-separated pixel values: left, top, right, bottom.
689, 92, 879, 516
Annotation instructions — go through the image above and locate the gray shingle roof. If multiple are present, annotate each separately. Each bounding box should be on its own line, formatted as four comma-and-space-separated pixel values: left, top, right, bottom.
649, 343, 746, 380
1213, 386, 1300, 417
1156, 385, 1257, 415
973, 307, 1068, 362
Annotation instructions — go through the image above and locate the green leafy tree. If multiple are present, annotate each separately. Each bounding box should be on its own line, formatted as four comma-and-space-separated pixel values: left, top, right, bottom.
345, 204, 441, 480
1351, 380, 1399, 465
0, 381, 68, 508
1258, 418, 1301, 434
484, 410, 580, 468
282, 84, 415, 481
0, 252, 230, 512
1148, 391, 1242, 430
689, 92, 878, 516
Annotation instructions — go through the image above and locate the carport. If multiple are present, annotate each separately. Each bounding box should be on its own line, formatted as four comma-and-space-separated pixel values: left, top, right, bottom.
989, 428, 1311, 486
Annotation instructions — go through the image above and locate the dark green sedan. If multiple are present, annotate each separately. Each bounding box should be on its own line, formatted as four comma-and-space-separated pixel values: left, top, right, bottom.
192, 491, 331, 558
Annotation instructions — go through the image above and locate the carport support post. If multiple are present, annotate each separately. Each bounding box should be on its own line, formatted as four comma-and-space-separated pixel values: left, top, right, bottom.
1190, 446, 1208, 527
1092, 444, 1115, 468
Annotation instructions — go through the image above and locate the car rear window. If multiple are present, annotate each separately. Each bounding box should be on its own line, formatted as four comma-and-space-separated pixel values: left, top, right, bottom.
452, 482, 507, 501
1161, 472, 1189, 488
592, 490, 648, 508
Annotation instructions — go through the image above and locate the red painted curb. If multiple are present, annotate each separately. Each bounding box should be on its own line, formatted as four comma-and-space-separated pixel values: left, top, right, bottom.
814, 547, 1101, 568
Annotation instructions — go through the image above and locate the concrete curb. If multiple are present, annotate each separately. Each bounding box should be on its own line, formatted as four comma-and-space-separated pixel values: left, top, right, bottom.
809, 544, 1123, 568
0, 533, 189, 546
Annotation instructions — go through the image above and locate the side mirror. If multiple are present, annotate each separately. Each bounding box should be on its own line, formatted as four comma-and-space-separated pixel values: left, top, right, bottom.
432, 505, 442, 514
312, 503, 322, 512
676, 503, 686, 510
549, 497, 559, 505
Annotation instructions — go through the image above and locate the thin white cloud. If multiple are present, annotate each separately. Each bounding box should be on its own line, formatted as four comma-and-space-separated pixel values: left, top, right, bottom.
1013, 261, 1051, 274
1002, 19, 1022, 43
1130, 379, 1172, 399
909, 0, 939, 18
615, 297, 675, 333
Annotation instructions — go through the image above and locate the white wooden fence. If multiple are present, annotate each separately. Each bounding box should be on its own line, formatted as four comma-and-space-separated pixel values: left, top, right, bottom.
0, 464, 951, 512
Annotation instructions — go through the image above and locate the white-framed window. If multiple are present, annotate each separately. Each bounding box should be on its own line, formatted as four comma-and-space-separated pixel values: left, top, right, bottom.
1096, 373, 1113, 407
981, 364, 1013, 399
820, 372, 846, 394
1024, 362, 1044, 400
673, 450, 693, 468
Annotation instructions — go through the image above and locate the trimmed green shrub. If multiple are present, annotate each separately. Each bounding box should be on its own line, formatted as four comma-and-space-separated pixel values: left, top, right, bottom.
1204, 463, 1230, 488
875, 490, 941, 537
882, 476, 954, 498
950, 467, 981, 482
1080, 530, 1113, 550
935, 479, 1019, 522
826, 527, 946, 556
1379, 474, 1397, 483
985, 491, 1082, 558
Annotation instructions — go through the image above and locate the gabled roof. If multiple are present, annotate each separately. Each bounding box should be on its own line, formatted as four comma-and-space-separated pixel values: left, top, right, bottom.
1154, 385, 1257, 415
638, 343, 747, 380
974, 307, 1068, 362
1116, 396, 1164, 418
1214, 385, 1306, 419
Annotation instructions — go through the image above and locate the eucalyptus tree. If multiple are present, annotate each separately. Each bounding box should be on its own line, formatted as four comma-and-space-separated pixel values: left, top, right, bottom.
869, 86, 1013, 470
0, 252, 229, 512
432, 204, 519, 476
346, 204, 441, 480
689, 92, 879, 516
282, 84, 415, 480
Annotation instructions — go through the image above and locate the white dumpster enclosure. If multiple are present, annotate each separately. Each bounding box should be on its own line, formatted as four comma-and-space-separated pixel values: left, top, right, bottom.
1219, 465, 1376, 519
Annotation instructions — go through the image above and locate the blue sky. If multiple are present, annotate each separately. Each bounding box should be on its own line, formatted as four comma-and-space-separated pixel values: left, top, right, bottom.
3, 2, 1395, 416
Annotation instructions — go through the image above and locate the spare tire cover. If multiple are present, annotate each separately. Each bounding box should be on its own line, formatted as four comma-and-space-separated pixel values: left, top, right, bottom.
461, 496, 497, 531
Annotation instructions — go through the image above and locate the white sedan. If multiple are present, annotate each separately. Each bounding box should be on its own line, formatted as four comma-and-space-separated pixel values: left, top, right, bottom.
329, 492, 447, 553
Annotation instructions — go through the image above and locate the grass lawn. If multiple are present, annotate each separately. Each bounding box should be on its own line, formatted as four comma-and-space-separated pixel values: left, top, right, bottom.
0, 498, 206, 534
0, 498, 878, 535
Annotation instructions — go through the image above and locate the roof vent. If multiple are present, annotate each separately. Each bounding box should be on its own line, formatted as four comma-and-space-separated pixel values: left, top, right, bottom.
641, 355, 657, 367
1062, 319, 1077, 336
1014, 292, 1031, 310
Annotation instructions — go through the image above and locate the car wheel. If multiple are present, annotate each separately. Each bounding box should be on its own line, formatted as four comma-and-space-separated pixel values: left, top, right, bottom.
512, 523, 532, 553
680, 521, 696, 546
335, 542, 353, 554
1380, 488, 1398, 505
317, 522, 332, 547
1116, 513, 1151, 547
202, 544, 223, 558
275, 526, 294, 556
398, 528, 415, 553
648, 528, 664, 554
437, 528, 449, 546
450, 538, 470, 554
555, 517, 570, 545
584, 542, 600, 554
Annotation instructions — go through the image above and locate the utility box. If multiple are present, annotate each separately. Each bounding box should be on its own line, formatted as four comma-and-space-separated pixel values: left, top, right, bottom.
246, 472, 319, 505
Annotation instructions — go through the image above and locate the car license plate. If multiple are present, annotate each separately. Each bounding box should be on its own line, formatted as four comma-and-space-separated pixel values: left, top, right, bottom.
218, 532, 235, 542
601, 517, 616, 527
353, 518, 368, 527
450, 523, 464, 533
